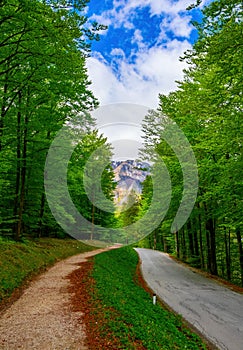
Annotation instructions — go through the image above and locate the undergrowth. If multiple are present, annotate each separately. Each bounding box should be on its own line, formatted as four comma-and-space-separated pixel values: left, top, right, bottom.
0, 237, 95, 301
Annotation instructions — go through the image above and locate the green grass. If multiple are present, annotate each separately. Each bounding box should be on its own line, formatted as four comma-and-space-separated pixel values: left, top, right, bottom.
92, 246, 207, 350
0, 237, 95, 301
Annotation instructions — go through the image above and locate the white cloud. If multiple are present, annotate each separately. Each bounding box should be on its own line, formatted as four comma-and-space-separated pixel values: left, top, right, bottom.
89, 0, 197, 29
86, 39, 191, 108
160, 13, 193, 38
86, 57, 127, 104
88, 0, 210, 38
85, 0, 203, 158
116, 0, 208, 16
86, 0, 198, 108
147, 0, 194, 15
131, 29, 147, 50
111, 48, 126, 58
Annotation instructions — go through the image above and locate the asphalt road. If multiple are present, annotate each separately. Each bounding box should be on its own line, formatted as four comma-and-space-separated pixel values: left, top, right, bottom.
135, 248, 243, 350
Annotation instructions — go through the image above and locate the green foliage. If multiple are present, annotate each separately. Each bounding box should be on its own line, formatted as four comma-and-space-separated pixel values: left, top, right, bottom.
0, 0, 102, 240
0, 238, 95, 300
92, 247, 206, 349
118, 191, 141, 227
138, 0, 243, 285
67, 130, 119, 241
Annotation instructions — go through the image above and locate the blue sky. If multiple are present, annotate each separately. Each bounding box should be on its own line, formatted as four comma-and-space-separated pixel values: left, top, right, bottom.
86, 0, 205, 108
85, 1, 207, 159
88, 2, 199, 61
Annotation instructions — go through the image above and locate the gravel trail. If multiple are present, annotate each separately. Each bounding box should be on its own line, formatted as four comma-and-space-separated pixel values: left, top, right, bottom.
0, 248, 112, 350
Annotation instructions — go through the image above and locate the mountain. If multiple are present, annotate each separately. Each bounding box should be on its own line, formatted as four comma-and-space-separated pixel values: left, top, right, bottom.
111, 160, 150, 207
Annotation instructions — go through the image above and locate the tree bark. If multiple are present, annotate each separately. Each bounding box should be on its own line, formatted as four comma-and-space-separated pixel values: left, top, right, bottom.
187, 220, 194, 258
90, 203, 95, 241
0, 81, 8, 152
175, 229, 180, 258
181, 226, 187, 260
16, 109, 28, 239
198, 212, 205, 269
224, 227, 231, 280
236, 227, 243, 287
193, 218, 199, 257
38, 192, 46, 237
13, 91, 22, 239
206, 217, 218, 275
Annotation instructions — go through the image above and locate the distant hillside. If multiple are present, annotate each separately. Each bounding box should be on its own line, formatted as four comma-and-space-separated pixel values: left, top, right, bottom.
111, 160, 150, 207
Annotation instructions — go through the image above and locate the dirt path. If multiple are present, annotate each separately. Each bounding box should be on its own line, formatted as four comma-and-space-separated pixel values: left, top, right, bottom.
0, 247, 114, 350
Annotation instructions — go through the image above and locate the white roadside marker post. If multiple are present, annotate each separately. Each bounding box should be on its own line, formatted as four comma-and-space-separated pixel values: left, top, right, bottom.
153, 293, 156, 305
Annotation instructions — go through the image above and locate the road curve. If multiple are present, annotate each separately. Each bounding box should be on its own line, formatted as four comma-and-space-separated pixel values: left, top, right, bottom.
135, 248, 243, 350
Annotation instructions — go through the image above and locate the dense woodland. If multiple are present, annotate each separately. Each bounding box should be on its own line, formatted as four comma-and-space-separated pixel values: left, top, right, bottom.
0, 0, 243, 286
136, 0, 243, 286
0, 0, 117, 240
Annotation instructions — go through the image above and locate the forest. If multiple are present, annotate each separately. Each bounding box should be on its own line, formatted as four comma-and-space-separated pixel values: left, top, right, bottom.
0, 0, 243, 287
0, 0, 116, 241
135, 0, 243, 287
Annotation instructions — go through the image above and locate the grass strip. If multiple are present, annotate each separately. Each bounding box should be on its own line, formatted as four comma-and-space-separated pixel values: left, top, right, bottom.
92, 246, 207, 350
0, 237, 95, 301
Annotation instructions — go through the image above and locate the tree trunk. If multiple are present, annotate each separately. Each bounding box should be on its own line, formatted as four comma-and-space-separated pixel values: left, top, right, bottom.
0, 81, 8, 152
198, 212, 205, 269
13, 91, 22, 240
193, 218, 199, 257
206, 226, 211, 271
187, 220, 194, 258
181, 226, 187, 260
206, 217, 218, 275
153, 231, 157, 250
16, 111, 28, 238
38, 192, 46, 237
236, 227, 243, 287
162, 234, 167, 253
90, 203, 95, 241
174, 227, 180, 258
224, 226, 231, 280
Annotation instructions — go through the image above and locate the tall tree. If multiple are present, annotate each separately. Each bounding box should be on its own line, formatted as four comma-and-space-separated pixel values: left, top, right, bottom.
0, 0, 103, 239
139, 0, 243, 284
68, 130, 118, 242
